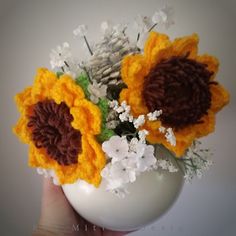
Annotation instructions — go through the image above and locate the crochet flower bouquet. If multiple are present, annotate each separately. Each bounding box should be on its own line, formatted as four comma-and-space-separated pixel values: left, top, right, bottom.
13, 5, 229, 231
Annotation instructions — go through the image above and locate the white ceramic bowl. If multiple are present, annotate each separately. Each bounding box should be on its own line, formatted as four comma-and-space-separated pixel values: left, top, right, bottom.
62, 146, 183, 231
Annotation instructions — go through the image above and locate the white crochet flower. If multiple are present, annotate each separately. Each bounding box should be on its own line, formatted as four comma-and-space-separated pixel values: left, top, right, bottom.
102, 136, 129, 163
136, 145, 157, 172
50, 42, 72, 69
152, 5, 175, 29
73, 24, 88, 37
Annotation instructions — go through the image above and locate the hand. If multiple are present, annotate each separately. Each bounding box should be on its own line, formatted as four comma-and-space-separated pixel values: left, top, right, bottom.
33, 178, 129, 236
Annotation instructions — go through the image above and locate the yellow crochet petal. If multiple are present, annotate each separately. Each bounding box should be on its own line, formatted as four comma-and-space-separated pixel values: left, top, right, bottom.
120, 87, 148, 117
145, 120, 196, 157
194, 111, 216, 138
144, 31, 172, 67
121, 54, 149, 88
28, 143, 55, 168
14, 87, 33, 115
51, 74, 84, 107
55, 164, 79, 184
31, 68, 57, 102
13, 116, 31, 143
119, 88, 129, 103
196, 54, 219, 80
70, 100, 101, 135
77, 135, 106, 187
172, 33, 199, 59
29, 143, 79, 184
210, 84, 230, 113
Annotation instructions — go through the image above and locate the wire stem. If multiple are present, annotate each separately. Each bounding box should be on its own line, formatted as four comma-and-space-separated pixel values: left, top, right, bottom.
83, 36, 93, 56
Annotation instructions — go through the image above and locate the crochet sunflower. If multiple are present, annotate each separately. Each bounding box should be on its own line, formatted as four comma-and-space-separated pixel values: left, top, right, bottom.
120, 31, 230, 157
13, 68, 105, 186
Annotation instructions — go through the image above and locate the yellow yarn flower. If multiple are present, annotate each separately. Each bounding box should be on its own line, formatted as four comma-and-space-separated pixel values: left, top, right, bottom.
13, 68, 105, 186
120, 32, 230, 157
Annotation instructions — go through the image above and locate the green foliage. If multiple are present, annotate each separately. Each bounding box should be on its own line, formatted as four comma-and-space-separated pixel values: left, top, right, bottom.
56, 71, 64, 78
96, 98, 115, 142
97, 128, 115, 143
75, 73, 90, 98
75, 75, 115, 142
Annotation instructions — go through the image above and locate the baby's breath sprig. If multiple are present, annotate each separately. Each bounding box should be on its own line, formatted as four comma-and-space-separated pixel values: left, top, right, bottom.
73, 24, 93, 56
175, 141, 213, 182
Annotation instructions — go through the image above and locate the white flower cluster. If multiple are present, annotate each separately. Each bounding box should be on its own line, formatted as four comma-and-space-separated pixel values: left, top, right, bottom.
73, 24, 88, 37
36, 168, 60, 185
101, 135, 157, 198
109, 100, 162, 127
157, 159, 178, 173
152, 5, 175, 29
109, 100, 176, 146
49, 42, 80, 78
134, 5, 175, 49
182, 141, 213, 183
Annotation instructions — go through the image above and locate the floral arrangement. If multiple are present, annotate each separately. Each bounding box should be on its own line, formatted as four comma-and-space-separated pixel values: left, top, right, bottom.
13, 5, 229, 197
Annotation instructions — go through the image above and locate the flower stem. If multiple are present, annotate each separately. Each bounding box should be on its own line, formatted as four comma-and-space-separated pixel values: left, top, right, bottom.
64, 61, 70, 68
136, 33, 140, 42
83, 36, 93, 56
148, 23, 158, 32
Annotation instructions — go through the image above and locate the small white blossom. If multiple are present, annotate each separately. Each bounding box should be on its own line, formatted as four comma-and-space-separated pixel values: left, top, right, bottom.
159, 126, 166, 133
136, 145, 157, 172
152, 5, 175, 29
134, 15, 152, 34
119, 112, 129, 122
182, 141, 213, 182
184, 173, 193, 183
129, 138, 139, 152
147, 110, 162, 121
138, 129, 149, 143
50, 42, 72, 69
116, 106, 125, 113
73, 24, 88, 37
113, 22, 128, 33
165, 127, 176, 146
128, 115, 134, 122
87, 81, 107, 104
101, 21, 113, 35
103, 162, 137, 189
36, 168, 59, 185
128, 141, 146, 158
168, 163, 178, 173
101, 136, 158, 197
121, 101, 130, 113
157, 159, 170, 170
102, 136, 129, 163
133, 115, 145, 128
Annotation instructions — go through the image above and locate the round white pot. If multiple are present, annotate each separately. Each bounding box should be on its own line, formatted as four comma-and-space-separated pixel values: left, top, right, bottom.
62, 146, 184, 231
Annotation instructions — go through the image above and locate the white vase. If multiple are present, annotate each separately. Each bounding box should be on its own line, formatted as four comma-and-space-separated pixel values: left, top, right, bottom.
62, 145, 184, 231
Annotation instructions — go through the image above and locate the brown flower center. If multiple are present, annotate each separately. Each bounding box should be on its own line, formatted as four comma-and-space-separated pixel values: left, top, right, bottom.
27, 100, 82, 166
143, 53, 216, 128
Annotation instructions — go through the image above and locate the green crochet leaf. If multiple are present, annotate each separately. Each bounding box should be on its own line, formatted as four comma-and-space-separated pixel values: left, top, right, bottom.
97, 98, 109, 123
75, 73, 90, 98
97, 98, 115, 142
56, 71, 64, 78
97, 128, 115, 143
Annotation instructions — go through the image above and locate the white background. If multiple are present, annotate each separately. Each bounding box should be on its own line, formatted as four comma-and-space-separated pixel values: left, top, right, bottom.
0, 0, 235, 235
